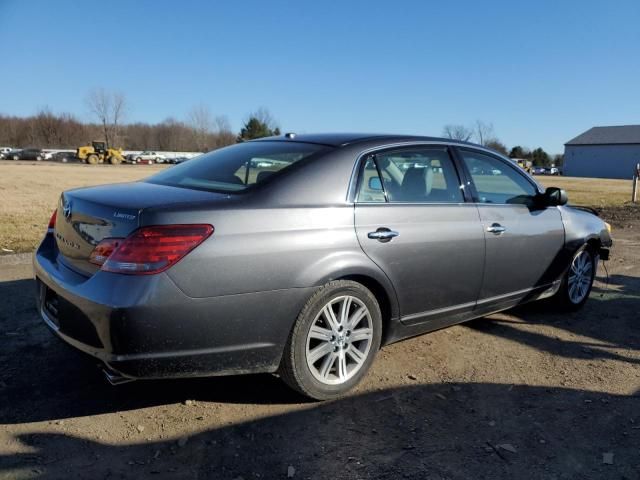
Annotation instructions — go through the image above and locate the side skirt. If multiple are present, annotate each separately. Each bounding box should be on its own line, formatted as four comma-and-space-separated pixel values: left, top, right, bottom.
384, 281, 560, 346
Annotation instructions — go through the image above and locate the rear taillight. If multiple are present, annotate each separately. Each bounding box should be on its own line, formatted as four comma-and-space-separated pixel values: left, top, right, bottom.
48, 210, 57, 231
96, 224, 213, 275
89, 238, 123, 266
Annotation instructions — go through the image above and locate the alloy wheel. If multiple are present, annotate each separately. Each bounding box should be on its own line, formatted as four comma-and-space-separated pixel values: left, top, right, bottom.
305, 295, 373, 385
568, 249, 593, 304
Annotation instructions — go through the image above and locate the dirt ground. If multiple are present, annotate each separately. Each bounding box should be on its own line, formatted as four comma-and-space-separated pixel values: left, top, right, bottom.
0, 212, 639, 479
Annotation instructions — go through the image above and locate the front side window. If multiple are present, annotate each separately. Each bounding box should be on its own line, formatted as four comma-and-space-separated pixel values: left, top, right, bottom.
357, 147, 463, 203
147, 141, 330, 193
460, 150, 537, 204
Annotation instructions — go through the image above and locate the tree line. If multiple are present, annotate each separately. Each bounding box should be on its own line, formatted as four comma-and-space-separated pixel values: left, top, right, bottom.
0, 109, 279, 152
1, 88, 560, 166
442, 121, 563, 167
0, 88, 281, 152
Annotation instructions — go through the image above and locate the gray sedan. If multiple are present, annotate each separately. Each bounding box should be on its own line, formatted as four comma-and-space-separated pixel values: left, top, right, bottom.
34, 134, 612, 399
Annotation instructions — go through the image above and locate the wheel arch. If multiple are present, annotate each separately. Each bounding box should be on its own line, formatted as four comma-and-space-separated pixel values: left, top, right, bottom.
585, 236, 601, 252
334, 273, 398, 345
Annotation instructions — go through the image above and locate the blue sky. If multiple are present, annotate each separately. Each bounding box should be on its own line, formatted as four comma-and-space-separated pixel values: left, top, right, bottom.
0, 0, 638, 153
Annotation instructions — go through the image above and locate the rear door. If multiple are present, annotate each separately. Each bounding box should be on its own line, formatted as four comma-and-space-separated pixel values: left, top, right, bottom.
456, 148, 565, 308
354, 146, 485, 326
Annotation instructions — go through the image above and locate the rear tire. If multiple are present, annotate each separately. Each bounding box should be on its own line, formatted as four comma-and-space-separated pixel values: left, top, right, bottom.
280, 280, 382, 400
87, 154, 99, 165
552, 245, 596, 311
12, 155, 19, 161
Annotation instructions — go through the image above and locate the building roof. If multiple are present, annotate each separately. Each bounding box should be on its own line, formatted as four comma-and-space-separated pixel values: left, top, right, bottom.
566, 125, 640, 146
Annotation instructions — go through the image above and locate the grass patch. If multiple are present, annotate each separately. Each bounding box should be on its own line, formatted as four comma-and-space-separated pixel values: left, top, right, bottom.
536, 176, 633, 207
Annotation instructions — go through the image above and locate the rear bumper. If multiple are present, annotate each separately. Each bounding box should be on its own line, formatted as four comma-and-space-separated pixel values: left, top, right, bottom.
34, 233, 313, 380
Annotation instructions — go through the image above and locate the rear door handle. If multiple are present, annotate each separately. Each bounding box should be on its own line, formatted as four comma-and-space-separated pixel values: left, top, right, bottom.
486, 223, 506, 235
368, 228, 399, 242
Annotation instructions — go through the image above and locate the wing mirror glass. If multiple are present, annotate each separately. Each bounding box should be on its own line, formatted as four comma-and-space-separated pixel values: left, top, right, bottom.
544, 187, 568, 206
368, 176, 383, 191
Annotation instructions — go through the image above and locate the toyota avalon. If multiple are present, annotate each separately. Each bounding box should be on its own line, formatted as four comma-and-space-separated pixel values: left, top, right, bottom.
34, 134, 612, 399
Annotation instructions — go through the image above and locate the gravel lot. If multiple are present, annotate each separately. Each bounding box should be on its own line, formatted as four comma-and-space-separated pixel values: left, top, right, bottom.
0, 212, 638, 479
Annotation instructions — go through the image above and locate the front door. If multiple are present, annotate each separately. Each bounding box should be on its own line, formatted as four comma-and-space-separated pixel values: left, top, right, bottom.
354, 146, 485, 325
457, 148, 565, 307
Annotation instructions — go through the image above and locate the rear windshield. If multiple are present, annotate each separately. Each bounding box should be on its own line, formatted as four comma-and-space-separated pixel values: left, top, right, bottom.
147, 141, 330, 193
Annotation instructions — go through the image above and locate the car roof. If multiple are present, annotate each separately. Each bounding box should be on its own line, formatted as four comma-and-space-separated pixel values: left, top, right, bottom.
254, 133, 479, 148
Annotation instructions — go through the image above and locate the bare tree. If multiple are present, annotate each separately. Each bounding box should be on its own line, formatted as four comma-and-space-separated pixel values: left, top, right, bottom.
442, 124, 473, 141
474, 120, 495, 146
188, 104, 214, 151
213, 115, 235, 148
110, 92, 126, 147
85, 88, 127, 148
32, 107, 63, 146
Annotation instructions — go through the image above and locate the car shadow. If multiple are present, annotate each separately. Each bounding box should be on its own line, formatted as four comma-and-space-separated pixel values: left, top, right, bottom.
464, 272, 640, 365
1, 383, 638, 479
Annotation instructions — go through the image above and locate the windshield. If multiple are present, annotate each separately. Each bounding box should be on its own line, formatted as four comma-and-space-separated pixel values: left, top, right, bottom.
146, 141, 330, 193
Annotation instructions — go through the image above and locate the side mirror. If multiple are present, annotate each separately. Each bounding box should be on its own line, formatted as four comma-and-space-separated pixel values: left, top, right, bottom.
544, 187, 568, 206
368, 176, 383, 191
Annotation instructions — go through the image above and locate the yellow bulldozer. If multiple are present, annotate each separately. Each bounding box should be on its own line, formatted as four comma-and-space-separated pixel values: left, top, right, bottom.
512, 158, 533, 174
76, 141, 125, 165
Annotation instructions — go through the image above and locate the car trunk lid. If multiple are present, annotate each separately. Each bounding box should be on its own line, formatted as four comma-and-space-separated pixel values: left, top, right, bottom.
54, 181, 226, 276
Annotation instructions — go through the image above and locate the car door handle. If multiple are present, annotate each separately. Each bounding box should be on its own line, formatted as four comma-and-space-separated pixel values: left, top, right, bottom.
368, 228, 399, 242
486, 223, 506, 235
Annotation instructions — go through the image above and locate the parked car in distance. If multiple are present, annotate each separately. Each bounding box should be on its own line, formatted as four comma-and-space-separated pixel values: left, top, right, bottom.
170, 156, 190, 164
9, 148, 44, 160
134, 151, 165, 163
532, 166, 547, 175
50, 151, 78, 163
0, 147, 13, 159
548, 167, 560, 175
34, 133, 612, 400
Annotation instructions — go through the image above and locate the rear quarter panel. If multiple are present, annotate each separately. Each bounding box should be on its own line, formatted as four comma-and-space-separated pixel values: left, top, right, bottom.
152, 206, 389, 300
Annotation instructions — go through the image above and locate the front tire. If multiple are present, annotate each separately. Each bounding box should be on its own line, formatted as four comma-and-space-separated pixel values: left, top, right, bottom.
553, 245, 596, 310
280, 280, 382, 400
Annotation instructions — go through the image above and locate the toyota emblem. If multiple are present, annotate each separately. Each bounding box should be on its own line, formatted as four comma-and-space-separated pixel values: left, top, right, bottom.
63, 201, 72, 219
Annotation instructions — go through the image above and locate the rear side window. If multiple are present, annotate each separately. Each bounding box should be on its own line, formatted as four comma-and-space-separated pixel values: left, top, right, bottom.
357, 147, 463, 203
147, 142, 330, 193
460, 150, 537, 204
